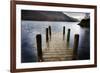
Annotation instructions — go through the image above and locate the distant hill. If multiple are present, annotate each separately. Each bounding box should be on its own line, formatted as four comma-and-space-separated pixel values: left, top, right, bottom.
21, 10, 79, 22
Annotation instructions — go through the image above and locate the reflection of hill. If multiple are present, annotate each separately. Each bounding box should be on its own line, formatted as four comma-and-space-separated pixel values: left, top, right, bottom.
21, 10, 78, 22
78, 18, 90, 28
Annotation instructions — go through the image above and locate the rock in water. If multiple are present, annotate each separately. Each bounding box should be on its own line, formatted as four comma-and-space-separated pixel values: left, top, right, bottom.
78, 18, 90, 28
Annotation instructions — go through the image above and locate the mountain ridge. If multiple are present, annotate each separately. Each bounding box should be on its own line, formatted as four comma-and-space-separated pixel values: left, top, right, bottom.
21, 10, 79, 22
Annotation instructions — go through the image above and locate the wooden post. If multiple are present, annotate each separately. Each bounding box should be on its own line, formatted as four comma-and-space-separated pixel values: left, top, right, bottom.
63, 26, 65, 40
49, 26, 51, 40
66, 29, 70, 49
36, 34, 43, 62
67, 29, 70, 42
46, 28, 49, 43
72, 34, 79, 60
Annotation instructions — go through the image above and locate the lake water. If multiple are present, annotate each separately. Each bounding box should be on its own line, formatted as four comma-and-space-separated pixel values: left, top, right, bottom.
21, 21, 90, 63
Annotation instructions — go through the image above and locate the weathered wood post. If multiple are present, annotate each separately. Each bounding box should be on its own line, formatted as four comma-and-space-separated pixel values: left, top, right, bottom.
72, 34, 79, 60
63, 26, 65, 40
46, 28, 49, 43
67, 29, 70, 42
36, 34, 43, 62
66, 29, 70, 49
49, 26, 51, 40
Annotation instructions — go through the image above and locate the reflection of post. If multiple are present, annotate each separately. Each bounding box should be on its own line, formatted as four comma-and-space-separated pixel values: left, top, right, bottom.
36, 34, 43, 62
63, 26, 65, 40
46, 28, 49, 43
49, 26, 51, 40
72, 34, 79, 60
67, 29, 70, 42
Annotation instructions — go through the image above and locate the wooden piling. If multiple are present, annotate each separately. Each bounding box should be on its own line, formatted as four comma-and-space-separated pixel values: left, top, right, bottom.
49, 26, 51, 40
36, 34, 43, 62
63, 26, 65, 40
67, 29, 70, 42
72, 34, 79, 60
46, 28, 49, 42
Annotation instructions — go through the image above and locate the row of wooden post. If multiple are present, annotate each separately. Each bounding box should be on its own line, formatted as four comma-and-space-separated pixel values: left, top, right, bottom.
36, 26, 79, 62
63, 26, 79, 59
46, 26, 52, 43
36, 26, 51, 62
63, 26, 70, 42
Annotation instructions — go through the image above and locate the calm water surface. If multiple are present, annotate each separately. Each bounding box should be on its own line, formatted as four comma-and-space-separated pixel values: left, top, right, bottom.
21, 21, 90, 63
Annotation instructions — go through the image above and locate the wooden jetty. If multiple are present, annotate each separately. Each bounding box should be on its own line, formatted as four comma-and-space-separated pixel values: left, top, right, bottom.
42, 32, 73, 61
36, 27, 79, 62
